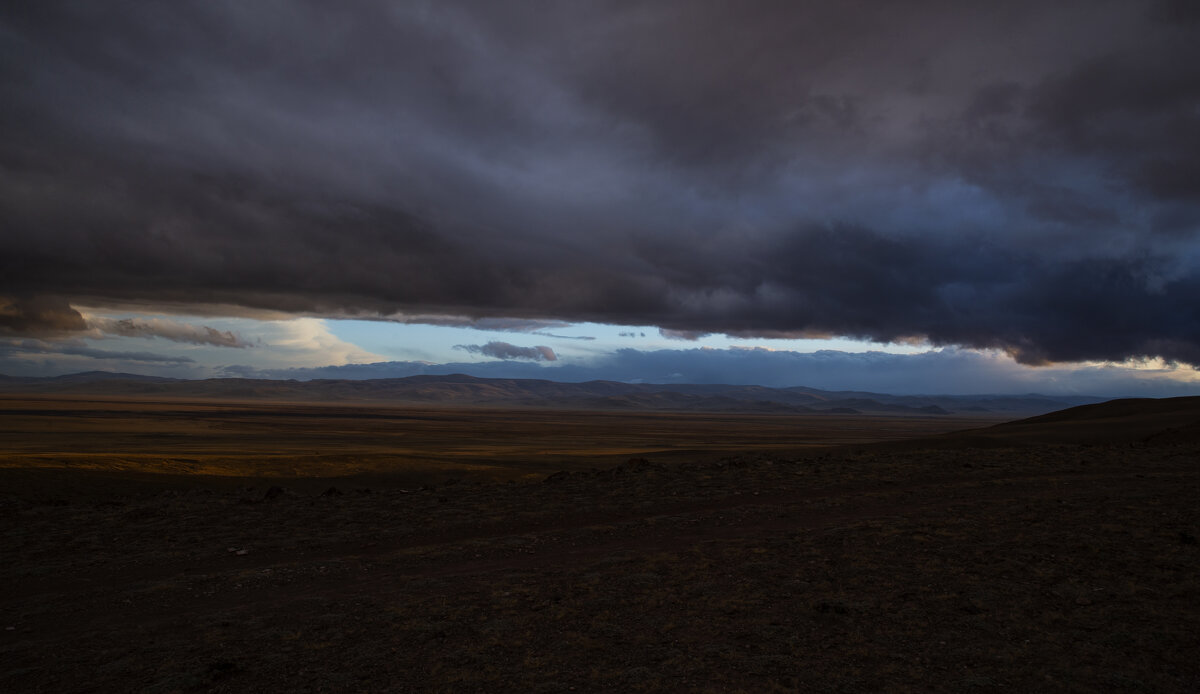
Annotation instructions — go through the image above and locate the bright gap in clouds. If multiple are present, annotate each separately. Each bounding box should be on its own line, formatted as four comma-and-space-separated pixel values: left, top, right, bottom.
327, 319, 932, 365
4, 310, 1197, 397
13, 309, 933, 379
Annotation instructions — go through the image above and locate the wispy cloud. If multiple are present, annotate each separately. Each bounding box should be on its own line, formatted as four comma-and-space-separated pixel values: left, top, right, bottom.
531, 332, 595, 341
0, 297, 254, 349
659, 329, 710, 341
453, 341, 558, 362
87, 316, 251, 348
0, 338, 194, 364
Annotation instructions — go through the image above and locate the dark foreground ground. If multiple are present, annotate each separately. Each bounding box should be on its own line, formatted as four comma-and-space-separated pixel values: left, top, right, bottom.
1, 401, 1198, 692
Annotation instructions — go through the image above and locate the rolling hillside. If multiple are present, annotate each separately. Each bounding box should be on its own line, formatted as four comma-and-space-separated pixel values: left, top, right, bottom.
0, 371, 1105, 415
961, 396, 1200, 445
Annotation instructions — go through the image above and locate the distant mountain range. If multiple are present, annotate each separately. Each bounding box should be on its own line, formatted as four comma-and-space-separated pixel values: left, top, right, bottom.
0, 371, 1106, 415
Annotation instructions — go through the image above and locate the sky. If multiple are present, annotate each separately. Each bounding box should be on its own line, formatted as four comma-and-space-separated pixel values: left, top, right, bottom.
1, 2, 1199, 395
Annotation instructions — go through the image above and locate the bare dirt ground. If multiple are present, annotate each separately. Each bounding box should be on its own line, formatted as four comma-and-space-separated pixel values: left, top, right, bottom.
1, 398, 1197, 692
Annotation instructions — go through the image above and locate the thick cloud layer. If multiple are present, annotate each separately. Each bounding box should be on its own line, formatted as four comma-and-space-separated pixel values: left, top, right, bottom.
2, 2, 1198, 364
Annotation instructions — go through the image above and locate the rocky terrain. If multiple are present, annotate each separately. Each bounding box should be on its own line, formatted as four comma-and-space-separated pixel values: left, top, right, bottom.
1, 398, 1197, 692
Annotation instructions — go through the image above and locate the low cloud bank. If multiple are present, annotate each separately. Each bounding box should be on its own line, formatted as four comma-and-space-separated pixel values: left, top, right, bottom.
235, 347, 1200, 398
89, 317, 251, 348
0, 297, 251, 348
453, 341, 557, 361
0, 296, 87, 336
0, 338, 194, 364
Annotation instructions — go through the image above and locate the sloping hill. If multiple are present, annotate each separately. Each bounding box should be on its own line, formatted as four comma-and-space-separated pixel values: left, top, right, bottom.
957, 396, 1200, 445
0, 371, 1101, 415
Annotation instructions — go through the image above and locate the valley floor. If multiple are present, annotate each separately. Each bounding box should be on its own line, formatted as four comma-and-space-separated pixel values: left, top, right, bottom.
2, 441, 1197, 692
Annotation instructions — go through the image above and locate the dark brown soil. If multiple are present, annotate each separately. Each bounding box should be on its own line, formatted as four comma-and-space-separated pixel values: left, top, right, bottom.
2, 435, 1198, 692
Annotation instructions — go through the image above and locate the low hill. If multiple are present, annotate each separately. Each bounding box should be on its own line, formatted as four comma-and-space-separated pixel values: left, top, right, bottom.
0, 371, 1103, 415
953, 396, 1200, 445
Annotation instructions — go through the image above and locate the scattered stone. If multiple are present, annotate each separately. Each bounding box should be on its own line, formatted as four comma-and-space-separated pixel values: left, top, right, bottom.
620, 457, 662, 474
321, 487, 343, 497
206, 660, 240, 681
262, 486, 285, 500
814, 600, 849, 615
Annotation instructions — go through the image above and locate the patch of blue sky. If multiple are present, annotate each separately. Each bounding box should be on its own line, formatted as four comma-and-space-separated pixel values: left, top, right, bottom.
325, 318, 933, 365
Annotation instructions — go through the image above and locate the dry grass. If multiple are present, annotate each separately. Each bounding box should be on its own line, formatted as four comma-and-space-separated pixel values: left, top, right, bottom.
0, 395, 996, 481
0, 397, 1197, 692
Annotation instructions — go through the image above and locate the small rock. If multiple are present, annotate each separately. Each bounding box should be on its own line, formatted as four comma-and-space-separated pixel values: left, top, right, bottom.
262, 486, 285, 500
814, 600, 849, 615
321, 486, 343, 497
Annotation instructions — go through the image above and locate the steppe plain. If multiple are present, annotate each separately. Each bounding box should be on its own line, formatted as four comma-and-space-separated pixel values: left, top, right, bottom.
1, 393, 1197, 692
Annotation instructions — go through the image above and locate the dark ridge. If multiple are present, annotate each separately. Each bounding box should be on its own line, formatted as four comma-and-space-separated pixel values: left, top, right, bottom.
956, 396, 1200, 445
0, 371, 1109, 415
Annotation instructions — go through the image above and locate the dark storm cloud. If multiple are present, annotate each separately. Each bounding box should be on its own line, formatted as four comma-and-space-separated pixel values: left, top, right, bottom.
2, 2, 1199, 364
389, 316, 572, 332
454, 341, 557, 362
0, 296, 250, 346
0, 338, 194, 364
382, 314, 593, 340
0, 296, 87, 336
